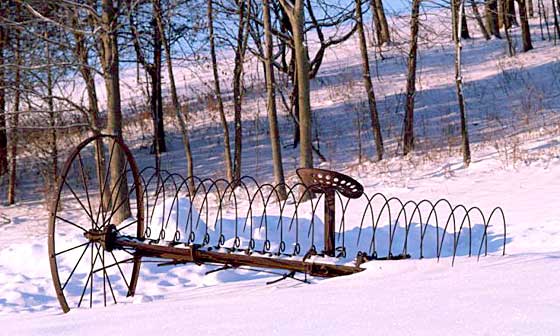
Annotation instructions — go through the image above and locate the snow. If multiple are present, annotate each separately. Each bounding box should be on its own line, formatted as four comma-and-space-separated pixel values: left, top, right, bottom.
2, 154, 559, 334
1, 6, 560, 336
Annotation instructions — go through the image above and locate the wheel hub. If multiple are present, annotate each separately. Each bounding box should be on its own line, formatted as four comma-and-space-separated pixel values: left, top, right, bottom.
83, 224, 118, 251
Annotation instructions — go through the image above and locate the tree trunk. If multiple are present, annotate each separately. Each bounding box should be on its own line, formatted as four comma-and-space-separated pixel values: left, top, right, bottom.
453, 0, 472, 166
461, 5, 471, 39
472, 0, 491, 40
45, 31, 58, 207
486, 0, 502, 38
0, 22, 7, 176
232, 0, 250, 182
503, 0, 518, 28
403, 0, 421, 155
502, 0, 516, 55
7, 25, 21, 205
208, 0, 233, 182
100, 0, 130, 223
371, 0, 391, 44
154, 4, 194, 187
356, 0, 384, 161
71, 5, 110, 210
293, 5, 313, 169
152, 0, 166, 157
528, 0, 534, 16
536, 0, 545, 40
263, 0, 287, 200
280, 0, 313, 169
370, 0, 383, 45
553, 0, 560, 38
517, 0, 534, 51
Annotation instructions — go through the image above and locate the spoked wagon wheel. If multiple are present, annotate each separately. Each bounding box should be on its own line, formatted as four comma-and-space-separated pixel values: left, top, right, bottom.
49, 134, 144, 313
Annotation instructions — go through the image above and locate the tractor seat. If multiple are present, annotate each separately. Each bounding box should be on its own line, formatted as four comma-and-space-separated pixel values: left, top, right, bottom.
296, 168, 364, 199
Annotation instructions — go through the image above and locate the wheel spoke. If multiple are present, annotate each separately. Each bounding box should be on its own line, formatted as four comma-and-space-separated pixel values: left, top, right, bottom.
95, 139, 117, 229
61, 242, 90, 291
115, 219, 138, 234
101, 247, 107, 307
55, 216, 87, 233
110, 251, 131, 290
77, 243, 99, 308
105, 182, 136, 228
103, 159, 130, 226
104, 262, 117, 305
55, 241, 89, 257
93, 257, 134, 274
63, 180, 96, 226
77, 152, 95, 229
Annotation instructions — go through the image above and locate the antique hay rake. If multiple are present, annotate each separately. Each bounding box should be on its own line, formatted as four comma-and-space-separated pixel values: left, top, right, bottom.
49, 135, 507, 313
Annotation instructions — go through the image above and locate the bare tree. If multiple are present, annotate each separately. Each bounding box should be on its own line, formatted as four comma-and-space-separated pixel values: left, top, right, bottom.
471, 0, 491, 40
403, 0, 421, 155
278, 0, 312, 169
517, 0, 534, 51
130, 0, 168, 170
371, 0, 391, 45
232, 0, 251, 182
7, 7, 21, 205
553, 0, 560, 38
453, 0, 472, 166
154, 0, 194, 184
208, 0, 233, 182
100, 0, 131, 222
69, 3, 109, 206
0, 13, 7, 176
486, 0, 502, 38
262, 0, 287, 199
356, 0, 383, 161
460, 4, 471, 39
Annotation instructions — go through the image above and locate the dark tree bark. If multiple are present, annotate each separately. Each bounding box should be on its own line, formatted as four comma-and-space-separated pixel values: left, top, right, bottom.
7, 25, 21, 205
232, 0, 250, 182
472, 0, 491, 40
152, 0, 166, 156
130, 0, 167, 168
452, 0, 472, 166
100, 0, 130, 222
45, 30, 58, 203
486, 0, 502, 38
403, 0, 421, 155
553, 0, 560, 38
154, 3, 194, 185
517, 0, 534, 51
461, 4, 471, 39
370, 0, 391, 45
69, 3, 111, 210
502, 0, 518, 28
0, 20, 7, 176
208, 0, 233, 182
356, 0, 383, 160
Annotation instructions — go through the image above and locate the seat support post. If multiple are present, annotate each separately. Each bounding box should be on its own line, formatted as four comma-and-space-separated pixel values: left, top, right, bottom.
324, 191, 336, 256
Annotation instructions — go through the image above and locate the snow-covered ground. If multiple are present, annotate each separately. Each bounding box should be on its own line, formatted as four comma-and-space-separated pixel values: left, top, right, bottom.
1, 147, 559, 335
1, 7, 560, 336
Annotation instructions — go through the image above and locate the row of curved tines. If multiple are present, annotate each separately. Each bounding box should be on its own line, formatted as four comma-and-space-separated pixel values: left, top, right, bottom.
134, 167, 506, 264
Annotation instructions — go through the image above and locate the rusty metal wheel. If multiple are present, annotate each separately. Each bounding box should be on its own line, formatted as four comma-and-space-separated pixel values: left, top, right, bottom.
48, 134, 144, 313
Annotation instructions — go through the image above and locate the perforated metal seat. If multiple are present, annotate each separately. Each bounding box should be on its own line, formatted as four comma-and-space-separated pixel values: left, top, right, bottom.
296, 168, 364, 199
